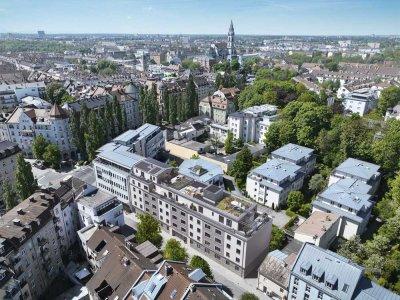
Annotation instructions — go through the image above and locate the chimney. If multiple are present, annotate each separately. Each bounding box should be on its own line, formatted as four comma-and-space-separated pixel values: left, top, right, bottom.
165, 265, 173, 276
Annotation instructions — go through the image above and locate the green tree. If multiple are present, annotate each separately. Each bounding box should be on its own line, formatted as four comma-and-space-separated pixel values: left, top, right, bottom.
112, 95, 123, 135
15, 154, 37, 200
372, 119, 400, 176
168, 160, 178, 167
122, 107, 128, 131
235, 138, 244, 148
186, 75, 197, 117
308, 174, 327, 195
239, 292, 259, 300
337, 235, 366, 265
378, 86, 400, 115
169, 94, 177, 125
85, 111, 106, 162
43, 144, 62, 169
377, 172, 400, 221
231, 146, 253, 188
2, 179, 18, 211
105, 100, 115, 138
164, 90, 170, 122
224, 130, 234, 154
215, 73, 223, 90
163, 238, 188, 262
32, 135, 49, 160
190, 255, 213, 278
45, 82, 66, 104
190, 154, 200, 159
269, 226, 285, 251
136, 213, 163, 247
287, 191, 304, 212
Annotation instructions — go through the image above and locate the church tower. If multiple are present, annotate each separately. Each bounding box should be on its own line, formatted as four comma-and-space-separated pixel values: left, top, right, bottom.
227, 20, 237, 59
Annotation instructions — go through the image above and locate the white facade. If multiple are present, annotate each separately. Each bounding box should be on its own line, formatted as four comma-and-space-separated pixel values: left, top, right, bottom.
228, 104, 278, 144
0, 82, 46, 112
77, 191, 124, 228
0, 105, 73, 158
343, 88, 378, 116
93, 124, 165, 205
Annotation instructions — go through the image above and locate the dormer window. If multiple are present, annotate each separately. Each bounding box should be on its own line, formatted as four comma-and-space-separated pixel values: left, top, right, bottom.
300, 261, 311, 275
325, 281, 334, 289
312, 274, 320, 282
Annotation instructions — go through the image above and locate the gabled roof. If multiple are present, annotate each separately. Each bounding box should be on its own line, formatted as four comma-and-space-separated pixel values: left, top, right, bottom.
49, 104, 68, 119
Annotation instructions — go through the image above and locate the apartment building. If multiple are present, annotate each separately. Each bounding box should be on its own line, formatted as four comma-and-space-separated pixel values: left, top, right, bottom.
0, 82, 46, 112
228, 104, 278, 144
93, 124, 164, 206
53, 176, 95, 253
63, 83, 142, 130
0, 191, 64, 300
246, 158, 305, 208
329, 158, 381, 194
0, 141, 20, 207
199, 88, 240, 124
312, 178, 374, 239
271, 143, 316, 176
0, 104, 73, 159
343, 88, 378, 116
257, 250, 296, 300
0, 266, 23, 300
77, 190, 124, 228
131, 260, 231, 300
129, 158, 272, 277
288, 243, 399, 300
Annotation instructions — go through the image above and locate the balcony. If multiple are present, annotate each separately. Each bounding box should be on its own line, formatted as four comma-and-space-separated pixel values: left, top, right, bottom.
37, 237, 48, 247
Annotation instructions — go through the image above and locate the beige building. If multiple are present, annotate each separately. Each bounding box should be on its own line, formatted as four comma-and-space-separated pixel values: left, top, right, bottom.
294, 212, 340, 249
0, 191, 64, 300
199, 88, 240, 124
257, 250, 296, 299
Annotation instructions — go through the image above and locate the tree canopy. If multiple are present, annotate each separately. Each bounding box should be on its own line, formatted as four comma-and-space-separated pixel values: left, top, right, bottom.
15, 154, 37, 200
190, 255, 213, 278
230, 146, 253, 189
32, 135, 49, 160
136, 213, 163, 248
163, 239, 188, 262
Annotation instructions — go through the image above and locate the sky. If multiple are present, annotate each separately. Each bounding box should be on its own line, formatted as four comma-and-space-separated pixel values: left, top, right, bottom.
0, 0, 399, 35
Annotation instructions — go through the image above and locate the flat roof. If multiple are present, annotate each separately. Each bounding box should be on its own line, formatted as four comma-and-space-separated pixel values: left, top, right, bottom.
272, 143, 314, 162
295, 212, 340, 238
179, 158, 223, 183
96, 144, 144, 170
251, 158, 302, 182
78, 190, 116, 208
334, 158, 380, 181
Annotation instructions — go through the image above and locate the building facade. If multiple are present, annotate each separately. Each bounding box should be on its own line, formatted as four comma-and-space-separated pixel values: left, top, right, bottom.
0, 141, 20, 207
93, 124, 165, 206
0, 82, 46, 112
199, 88, 239, 124
0, 105, 74, 159
129, 158, 272, 277
0, 191, 64, 300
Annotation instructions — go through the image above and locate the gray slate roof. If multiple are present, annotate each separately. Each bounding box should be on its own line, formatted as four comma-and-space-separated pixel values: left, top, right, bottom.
333, 158, 380, 182
271, 143, 314, 163
251, 158, 302, 182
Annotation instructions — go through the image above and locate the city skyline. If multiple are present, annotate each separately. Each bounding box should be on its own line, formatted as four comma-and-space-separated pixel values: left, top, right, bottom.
1, 0, 399, 35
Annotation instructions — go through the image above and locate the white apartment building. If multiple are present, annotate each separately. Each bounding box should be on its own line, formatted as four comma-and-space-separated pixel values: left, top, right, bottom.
271, 143, 316, 176
0, 104, 74, 159
77, 190, 124, 228
328, 158, 381, 194
0, 82, 46, 112
93, 124, 165, 206
0, 141, 20, 207
246, 158, 305, 208
228, 104, 278, 144
343, 88, 378, 116
129, 158, 272, 277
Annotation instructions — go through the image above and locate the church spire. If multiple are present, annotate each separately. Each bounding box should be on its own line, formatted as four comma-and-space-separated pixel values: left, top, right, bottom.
229, 20, 234, 34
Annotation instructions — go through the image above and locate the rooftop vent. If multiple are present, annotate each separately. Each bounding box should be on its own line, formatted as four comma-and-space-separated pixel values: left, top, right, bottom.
17, 208, 24, 215
165, 265, 173, 276
40, 193, 46, 199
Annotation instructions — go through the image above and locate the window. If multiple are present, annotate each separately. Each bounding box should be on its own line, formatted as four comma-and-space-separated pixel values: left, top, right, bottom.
235, 257, 240, 263
226, 252, 230, 257
342, 283, 349, 293
304, 294, 309, 300
226, 244, 231, 249
215, 238, 221, 243
312, 274, 320, 282
197, 228, 201, 233
215, 229, 221, 235
236, 249, 241, 254
292, 287, 297, 294
294, 277, 299, 285
198, 206, 203, 213
219, 216, 224, 223
227, 235, 231, 241
317, 292, 323, 299
189, 216, 193, 221
205, 232, 210, 238
205, 224, 211, 230
305, 285, 311, 292
237, 240, 241, 246
215, 246, 221, 252
325, 281, 333, 289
